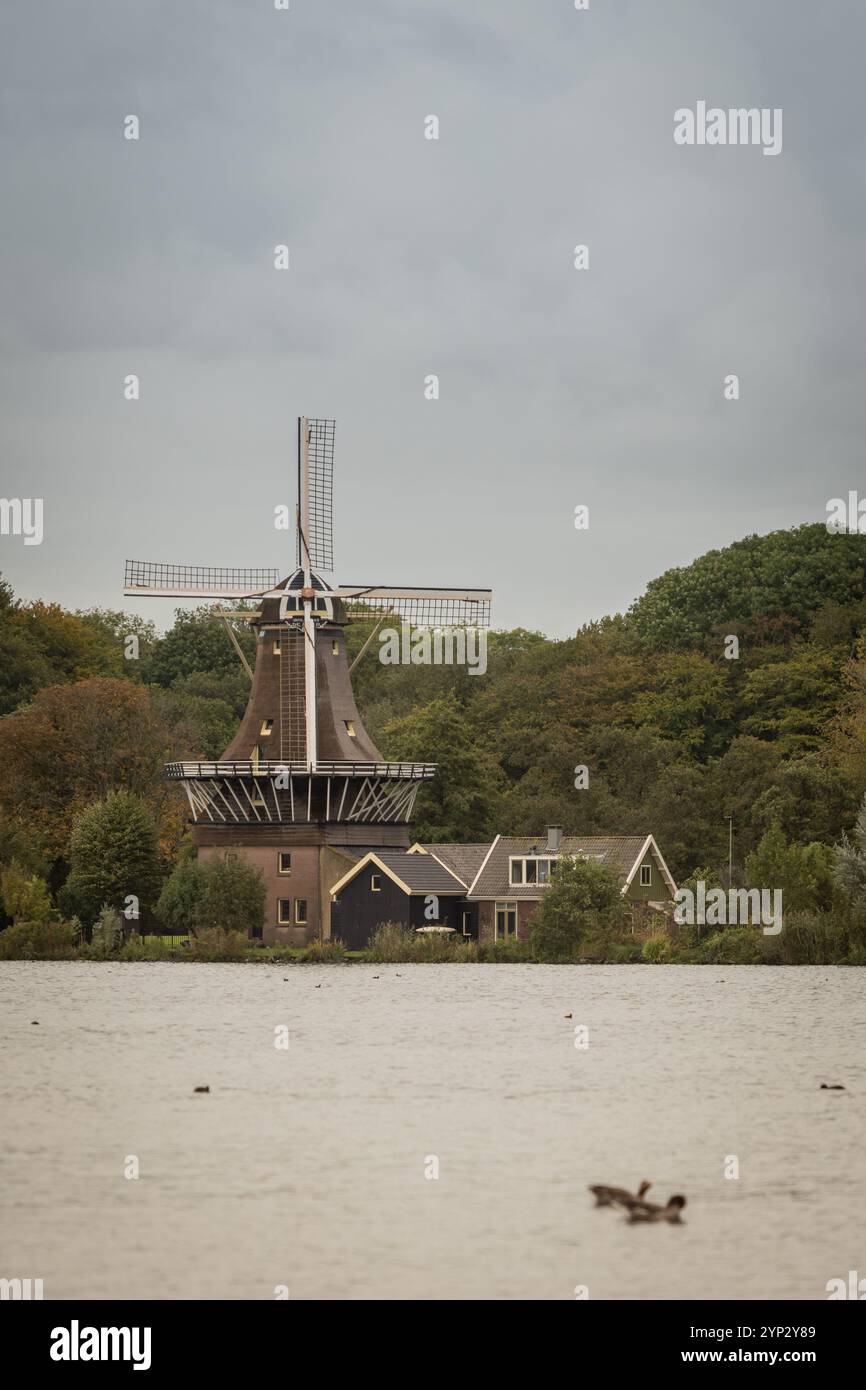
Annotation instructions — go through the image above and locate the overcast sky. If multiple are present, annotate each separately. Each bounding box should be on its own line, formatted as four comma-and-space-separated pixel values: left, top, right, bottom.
1, 0, 864, 637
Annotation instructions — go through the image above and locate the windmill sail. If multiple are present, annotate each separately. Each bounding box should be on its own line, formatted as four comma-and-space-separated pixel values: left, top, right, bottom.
297, 417, 334, 572
124, 560, 280, 598
334, 586, 492, 627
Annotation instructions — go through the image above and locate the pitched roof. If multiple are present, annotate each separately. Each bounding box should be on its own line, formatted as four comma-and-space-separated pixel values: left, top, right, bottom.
467, 836, 671, 899
412, 843, 491, 888
330, 849, 466, 898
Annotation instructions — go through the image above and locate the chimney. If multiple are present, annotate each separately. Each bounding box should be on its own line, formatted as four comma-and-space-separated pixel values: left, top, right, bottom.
547, 825, 562, 853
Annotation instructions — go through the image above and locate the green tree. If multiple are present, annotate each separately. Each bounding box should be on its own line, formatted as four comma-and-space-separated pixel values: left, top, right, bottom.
157, 853, 265, 937
0, 860, 54, 924
629, 523, 866, 652
148, 607, 255, 687
740, 646, 842, 754
744, 824, 826, 913
155, 859, 206, 933
383, 693, 504, 841
63, 792, 162, 925
531, 856, 624, 961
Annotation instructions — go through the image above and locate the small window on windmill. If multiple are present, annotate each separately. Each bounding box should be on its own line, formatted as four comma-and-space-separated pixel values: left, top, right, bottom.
260, 719, 274, 737
278, 853, 292, 875
344, 720, 356, 738
273, 639, 280, 655
331, 640, 339, 656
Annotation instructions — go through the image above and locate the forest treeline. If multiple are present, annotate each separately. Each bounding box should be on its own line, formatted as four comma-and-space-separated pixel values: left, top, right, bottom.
2, 522, 866, 915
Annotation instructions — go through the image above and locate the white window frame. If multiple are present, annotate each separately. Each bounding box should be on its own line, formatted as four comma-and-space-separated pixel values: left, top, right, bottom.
278, 852, 292, 876
640, 864, 652, 886
509, 856, 556, 887
371, 874, 381, 892
294, 899, 307, 925
278, 899, 292, 925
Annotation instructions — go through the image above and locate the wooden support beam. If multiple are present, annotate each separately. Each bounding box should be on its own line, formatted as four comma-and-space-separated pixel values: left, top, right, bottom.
221, 617, 254, 681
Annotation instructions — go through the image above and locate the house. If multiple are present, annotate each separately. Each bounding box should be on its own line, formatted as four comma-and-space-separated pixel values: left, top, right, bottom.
461, 828, 677, 942
329, 849, 471, 950
327, 827, 676, 948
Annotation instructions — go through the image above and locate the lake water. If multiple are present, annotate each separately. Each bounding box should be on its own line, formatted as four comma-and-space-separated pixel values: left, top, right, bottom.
1, 961, 864, 1301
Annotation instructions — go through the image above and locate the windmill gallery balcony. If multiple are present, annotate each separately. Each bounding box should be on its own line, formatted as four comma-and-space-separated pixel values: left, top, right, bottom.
165, 759, 437, 826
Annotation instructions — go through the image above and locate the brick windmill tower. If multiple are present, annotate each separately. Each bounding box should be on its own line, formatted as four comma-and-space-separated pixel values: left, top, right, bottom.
124, 418, 492, 944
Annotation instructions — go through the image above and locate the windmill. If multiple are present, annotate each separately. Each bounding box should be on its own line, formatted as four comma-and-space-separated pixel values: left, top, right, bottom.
123, 418, 493, 942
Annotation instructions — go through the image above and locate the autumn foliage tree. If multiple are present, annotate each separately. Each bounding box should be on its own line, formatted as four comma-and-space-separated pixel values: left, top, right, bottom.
0, 678, 185, 865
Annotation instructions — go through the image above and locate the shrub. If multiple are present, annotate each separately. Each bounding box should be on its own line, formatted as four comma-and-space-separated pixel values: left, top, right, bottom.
304, 937, 348, 963
698, 927, 763, 964
641, 932, 671, 963
774, 911, 846, 965
118, 936, 171, 961
368, 922, 415, 962
88, 905, 123, 958
0, 920, 77, 959
186, 927, 250, 961
609, 941, 644, 963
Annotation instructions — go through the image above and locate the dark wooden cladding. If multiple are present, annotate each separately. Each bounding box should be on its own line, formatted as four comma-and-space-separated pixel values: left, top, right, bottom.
315, 625, 381, 761
221, 595, 382, 765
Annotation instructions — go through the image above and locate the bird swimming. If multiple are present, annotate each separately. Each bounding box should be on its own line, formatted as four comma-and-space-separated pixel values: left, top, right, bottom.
625, 1195, 687, 1224
589, 1180, 652, 1208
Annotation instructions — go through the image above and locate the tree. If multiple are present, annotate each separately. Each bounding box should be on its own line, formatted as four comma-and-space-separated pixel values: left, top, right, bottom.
632, 651, 733, 757
531, 856, 624, 961
629, 523, 866, 652
63, 792, 162, 925
147, 607, 255, 687
156, 853, 265, 938
833, 795, 866, 905
383, 693, 504, 841
155, 859, 205, 933
75, 609, 159, 682
744, 824, 828, 913
0, 678, 185, 863
148, 688, 239, 760
0, 860, 54, 924
740, 646, 843, 754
